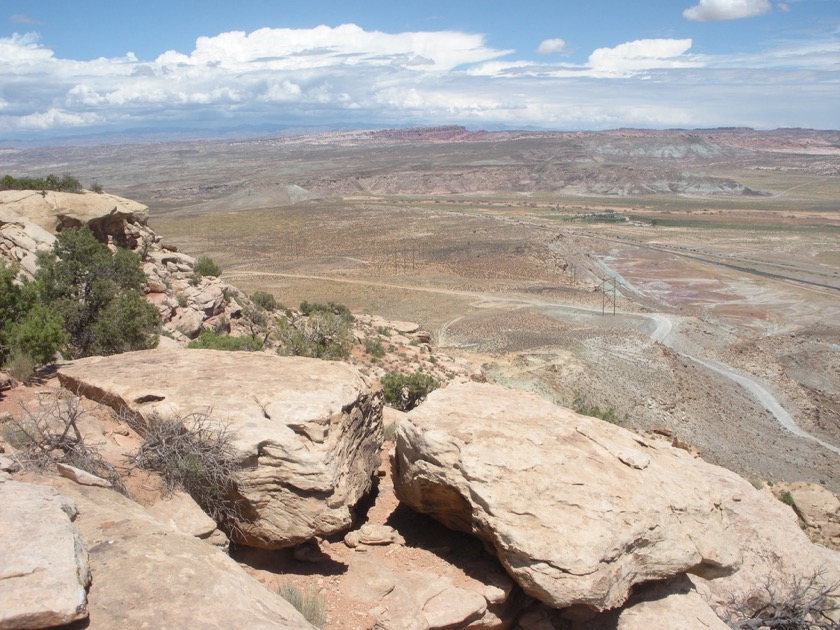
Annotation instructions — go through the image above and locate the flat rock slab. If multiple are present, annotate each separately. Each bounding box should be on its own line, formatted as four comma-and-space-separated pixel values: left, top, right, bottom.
58, 348, 383, 548
0, 479, 90, 630
342, 557, 499, 630
43, 477, 313, 629
393, 382, 741, 612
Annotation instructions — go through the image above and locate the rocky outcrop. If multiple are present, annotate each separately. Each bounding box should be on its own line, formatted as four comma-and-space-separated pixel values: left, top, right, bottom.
0, 190, 148, 248
0, 189, 243, 345
774, 481, 840, 550
58, 348, 383, 548
42, 476, 314, 629
690, 473, 840, 621
0, 479, 90, 629
0, 219, 54, 277
393, 382, 742, 613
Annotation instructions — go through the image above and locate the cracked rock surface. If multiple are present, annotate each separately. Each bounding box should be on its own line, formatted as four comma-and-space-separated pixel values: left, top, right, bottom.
393, 381, 742, 612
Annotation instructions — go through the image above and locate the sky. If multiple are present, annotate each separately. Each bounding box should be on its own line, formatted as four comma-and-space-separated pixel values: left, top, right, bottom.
1, 0, 838, 142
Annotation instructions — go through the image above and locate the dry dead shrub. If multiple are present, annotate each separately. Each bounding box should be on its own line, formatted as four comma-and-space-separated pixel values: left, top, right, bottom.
124, 410, 243, 530
725, 569, 840, 629
2, 388, 127, 493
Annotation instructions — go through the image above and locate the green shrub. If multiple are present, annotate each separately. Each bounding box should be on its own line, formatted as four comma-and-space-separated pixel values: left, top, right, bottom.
383, 422, 397, 443
0, 173, 82, 193
89, 292, 160, 356
187, 330, 263, 352
251, 290, 279, 311
4, 349, 37, 383
193, 256, 221, 278
381, 370, 439, 411
276, 311, 352, 360
781, 491, 795, 507
276, 583, 327, 628
365, 337, 386, 359
1, 261, 66, 365
299, 300, 353, 322
35, 227, 159, 358
573, 393, 620, 425
7, 303, 67, 364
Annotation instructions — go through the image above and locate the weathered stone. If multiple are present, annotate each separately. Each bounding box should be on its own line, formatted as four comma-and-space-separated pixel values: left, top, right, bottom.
615, 577, 728, 630
147, 490, 219, 538
421, 585, 487, 628
344, 523, 405, 548
0, 479, 90, 629
170, 307, 205, 338
58, 348, 383, 548
56, 463, 112, 487
0, 455, 20, 473
43, 477, 313, 629
188, 282, 226, 317
787, 482, 840, 527
394, 382, 741, 612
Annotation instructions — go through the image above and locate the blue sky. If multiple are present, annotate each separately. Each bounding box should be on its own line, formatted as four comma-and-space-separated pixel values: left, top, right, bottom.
1, 0, 838, 140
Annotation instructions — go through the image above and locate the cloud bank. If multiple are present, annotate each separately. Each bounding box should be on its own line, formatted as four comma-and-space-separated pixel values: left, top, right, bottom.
0, 23, 837, 140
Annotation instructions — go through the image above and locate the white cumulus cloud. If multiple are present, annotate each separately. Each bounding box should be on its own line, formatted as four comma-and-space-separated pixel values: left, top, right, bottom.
537, 39, 567, 55
683, 0, 772, 22
158, 24, 510, 72
588, 39, 699, 75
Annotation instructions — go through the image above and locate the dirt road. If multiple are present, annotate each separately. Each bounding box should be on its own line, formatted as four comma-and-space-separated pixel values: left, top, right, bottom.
225, 270, 839, 459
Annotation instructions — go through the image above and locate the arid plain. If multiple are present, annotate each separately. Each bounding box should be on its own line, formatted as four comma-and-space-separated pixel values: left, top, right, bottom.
5, 126, 839, 489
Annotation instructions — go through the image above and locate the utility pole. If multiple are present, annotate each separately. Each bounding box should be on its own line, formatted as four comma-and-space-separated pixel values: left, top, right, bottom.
599, 278, 617, 316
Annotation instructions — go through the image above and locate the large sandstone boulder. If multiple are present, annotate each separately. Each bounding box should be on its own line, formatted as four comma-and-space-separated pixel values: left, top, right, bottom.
0, 479, 90, 629
689, 473, 840, 620
41, 477, 314, 629
58, 348, 383, 548
393, 382, 742, 613
0, 190, 148, 247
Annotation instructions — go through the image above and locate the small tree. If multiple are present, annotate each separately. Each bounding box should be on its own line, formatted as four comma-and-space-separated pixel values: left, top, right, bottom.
251, 290, 278, 311
35, 226, 159, 358
0, 261, 66, 367
381, 371, 439, 411
193, 256, 221, 278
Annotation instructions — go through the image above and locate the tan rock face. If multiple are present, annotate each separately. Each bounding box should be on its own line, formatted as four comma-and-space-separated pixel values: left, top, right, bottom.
615, 577, 729, 630
393, 382, 742, 612
0, 190, 148, 247
58, 348, 383, 548
690, 475, 840, 620
44, 477, 314, 629
0, 479, 90, 630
